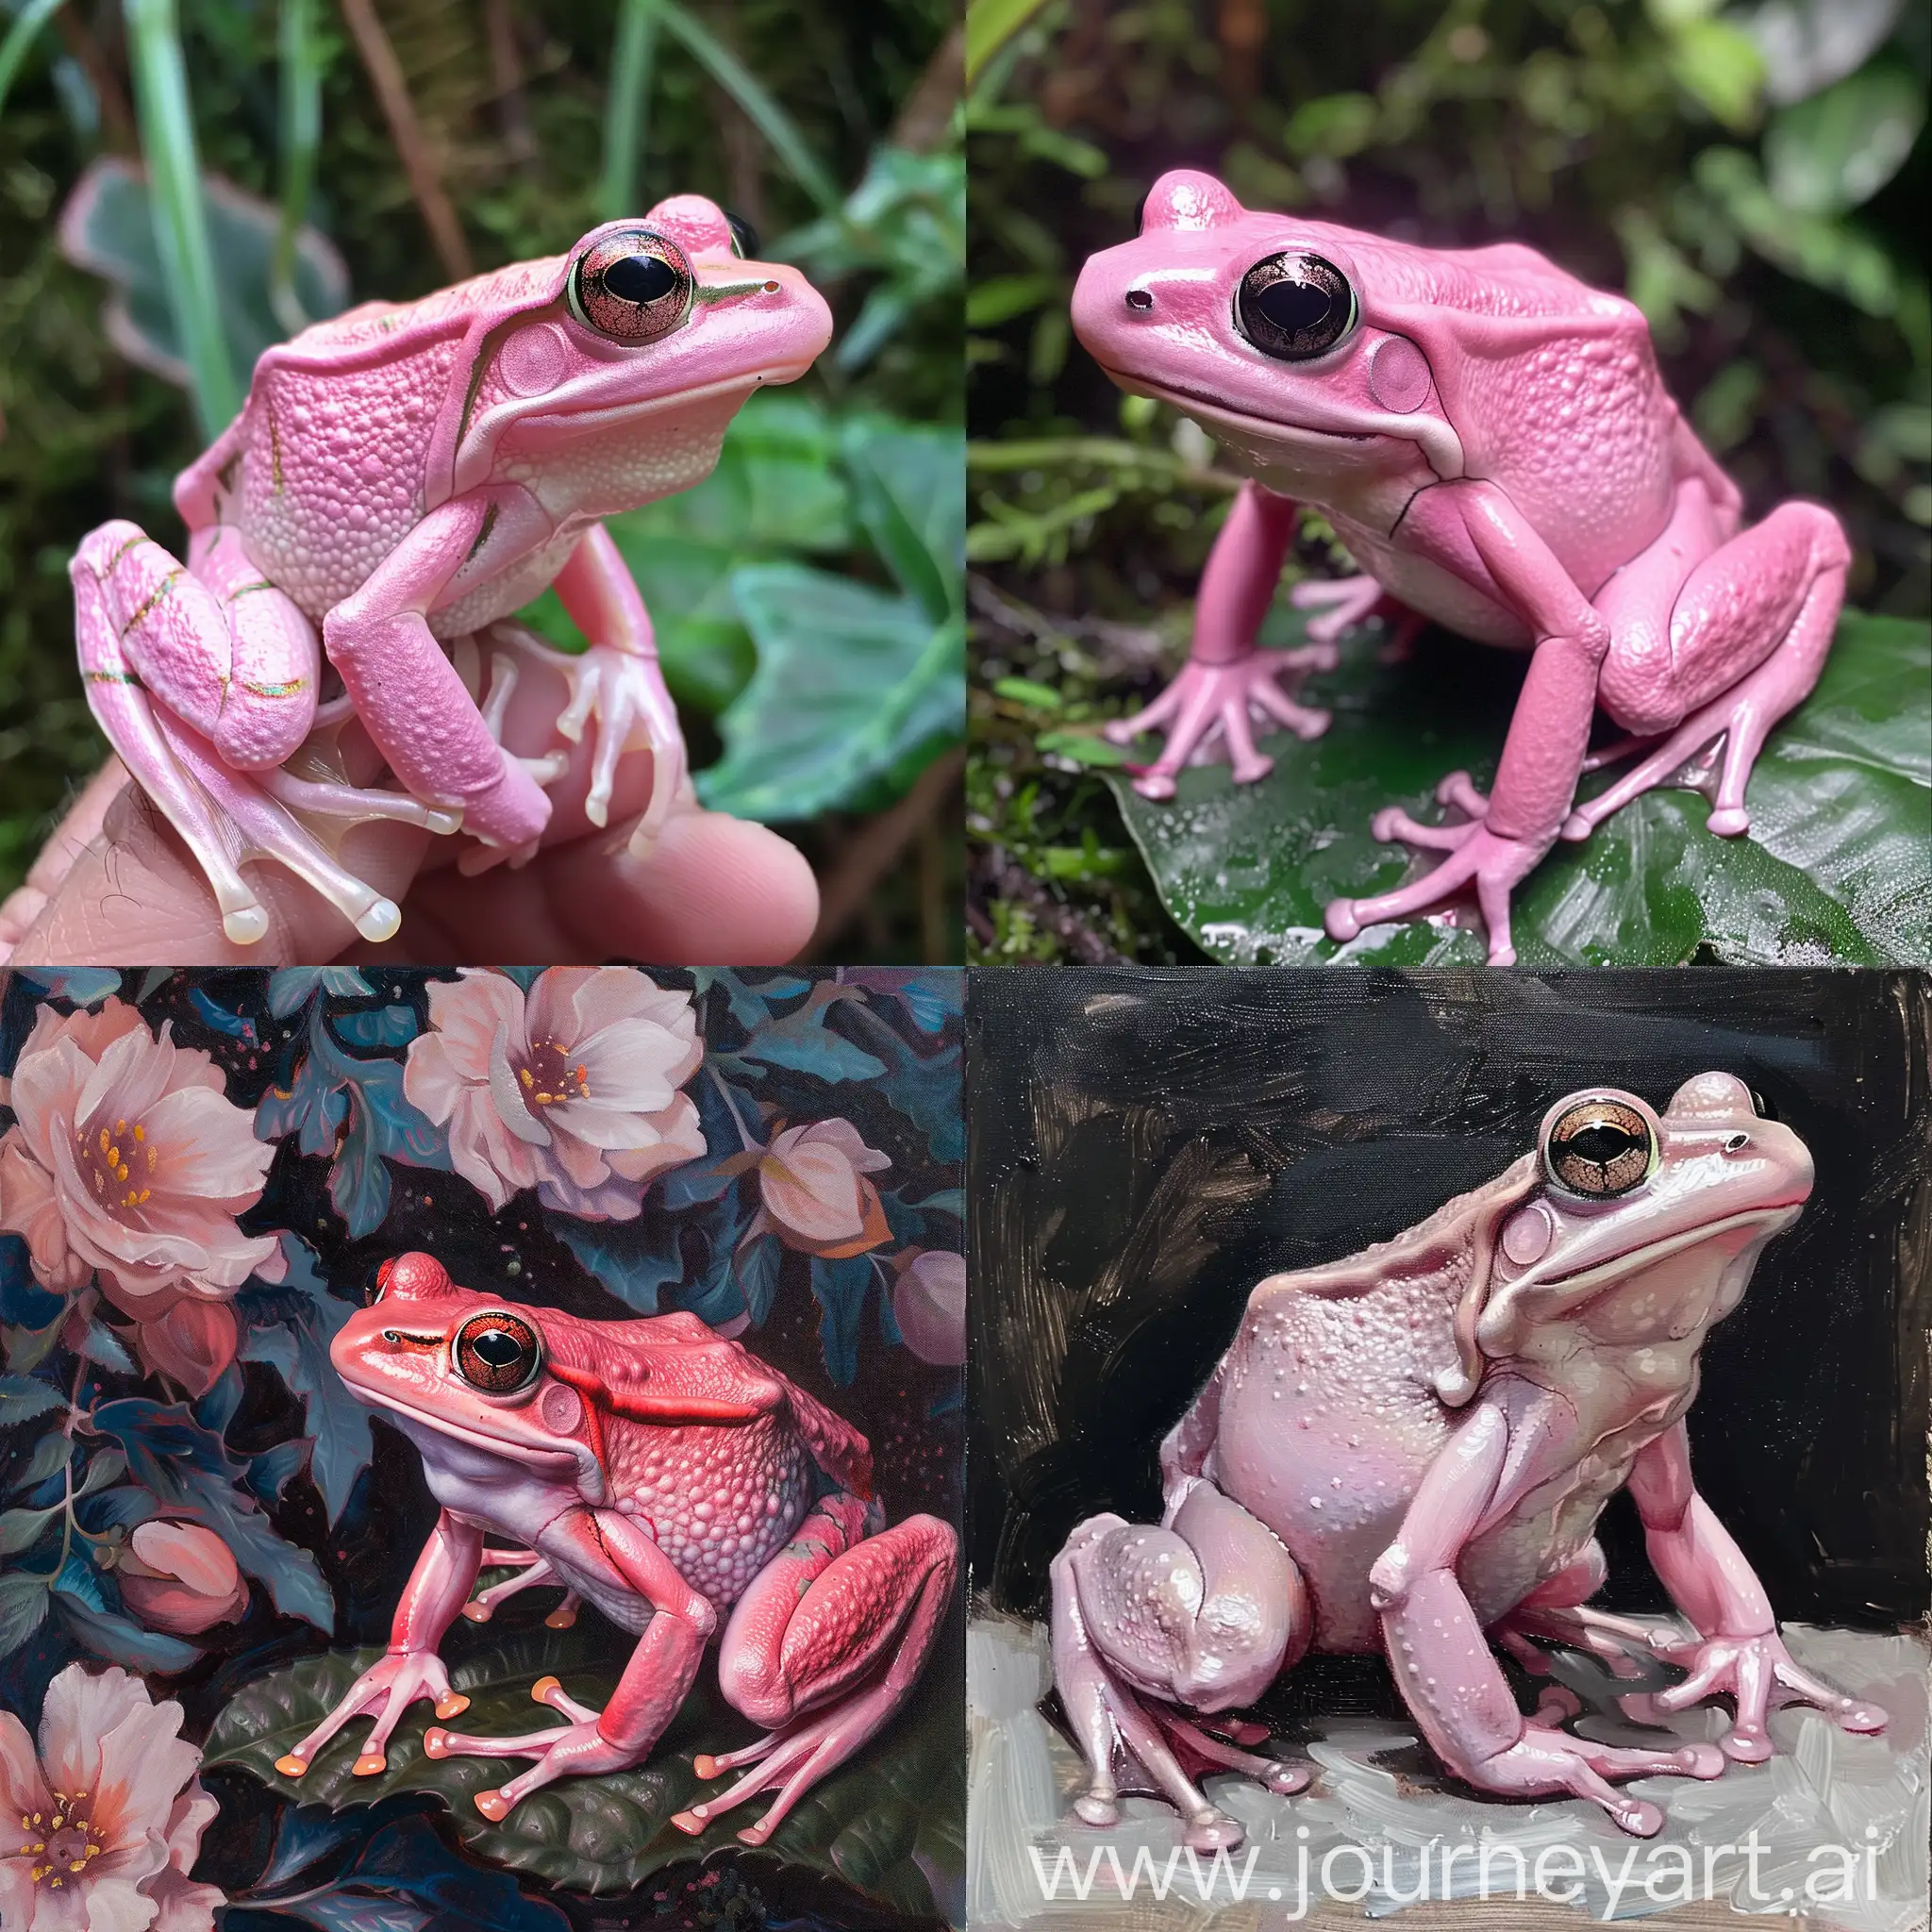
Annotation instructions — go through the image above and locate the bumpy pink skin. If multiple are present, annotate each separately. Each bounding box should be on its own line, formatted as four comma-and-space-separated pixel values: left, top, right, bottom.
1074, 172, 1850, 963
1050, 1074, 1887, 1851
273, 1253, 955, 1844
72, 196, 833, 946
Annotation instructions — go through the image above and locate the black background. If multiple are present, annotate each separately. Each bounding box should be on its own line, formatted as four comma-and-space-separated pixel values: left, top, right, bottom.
966, 967, 1931, 1657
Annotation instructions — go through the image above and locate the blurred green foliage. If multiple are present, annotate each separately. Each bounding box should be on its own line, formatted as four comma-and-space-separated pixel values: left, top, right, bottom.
965, 0, 1930, 963
0, 0, 961, 958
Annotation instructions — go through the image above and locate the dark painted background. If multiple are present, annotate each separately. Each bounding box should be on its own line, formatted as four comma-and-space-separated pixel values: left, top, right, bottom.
966, 968, 1931, 1651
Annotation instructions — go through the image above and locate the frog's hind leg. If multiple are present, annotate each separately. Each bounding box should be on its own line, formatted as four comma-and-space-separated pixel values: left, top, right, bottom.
671, 1497, 958, 1846
1049, 1476, 1310, 1854
1565, 492, 1850, 842
72, 520, 449, 944
460, 1552, 579, 1626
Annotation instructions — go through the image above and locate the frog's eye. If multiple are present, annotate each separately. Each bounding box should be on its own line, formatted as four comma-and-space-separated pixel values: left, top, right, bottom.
570, 229, 692, 342
1543, 1097, 1657, 1199
1235, 252, 1357, 361
724, 209, 759, 260
453, 1310, 542, 1393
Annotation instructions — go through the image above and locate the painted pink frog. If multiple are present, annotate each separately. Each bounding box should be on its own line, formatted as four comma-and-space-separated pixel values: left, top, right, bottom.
1071, 173, 1851, 963
275, 1252, 957, 1840
1050, 1074, 1885, 1850
71, 198, 831, 946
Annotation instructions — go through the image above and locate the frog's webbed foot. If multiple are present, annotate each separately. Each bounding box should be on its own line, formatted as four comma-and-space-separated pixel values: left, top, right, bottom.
1324, 770, 1549, 966
1461, 1723, 1725, 1838
461, 1551, 582, 1627
1290, 575, 1424, 661
1647, 1630, 1887, 1764
1103, 645, 1338, 801
425, 1676, 633, 1822
553, 641, 688, 854
275, 1649, 471, 1782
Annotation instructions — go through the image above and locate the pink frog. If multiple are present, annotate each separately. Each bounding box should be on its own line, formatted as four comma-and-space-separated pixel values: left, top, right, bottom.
1050, 1075, 1885, 1850
71, 198, 831, 947
274, 1252, 957, 1840
1071, 173, 1851, 963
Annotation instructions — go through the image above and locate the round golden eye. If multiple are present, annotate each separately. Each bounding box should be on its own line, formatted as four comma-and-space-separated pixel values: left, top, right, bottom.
1235, 252, 1357, 360
570, 229, 692, 342
453, 1311, 542, 1393
1544, 1097, 1656, 1198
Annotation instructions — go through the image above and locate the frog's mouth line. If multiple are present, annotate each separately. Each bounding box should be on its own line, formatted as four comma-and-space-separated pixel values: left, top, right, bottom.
355, 1385, 592, 1482
1092, 366, 1374, 445
1515, 1200, 1807, 1308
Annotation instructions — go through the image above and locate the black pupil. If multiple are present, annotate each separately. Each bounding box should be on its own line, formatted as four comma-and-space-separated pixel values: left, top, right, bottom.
603, 252, 678, 305
1254, 276, 1337, 337
1564, 1124, 1640, 1167
472, 1327, 525, 1370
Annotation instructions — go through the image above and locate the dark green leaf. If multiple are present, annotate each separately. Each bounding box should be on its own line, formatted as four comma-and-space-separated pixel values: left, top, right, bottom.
204, 1627, 960, 1910
700, 566, 962, 822
1108, 608, 1929, 966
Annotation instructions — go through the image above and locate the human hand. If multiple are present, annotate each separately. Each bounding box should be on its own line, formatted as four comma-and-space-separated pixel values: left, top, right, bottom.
0, 652, 817, 966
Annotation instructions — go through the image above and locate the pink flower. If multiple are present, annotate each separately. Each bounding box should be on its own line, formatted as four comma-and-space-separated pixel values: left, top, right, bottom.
403, 969, 706, 1219
892, 1248, 965, 1366
755, 1119, 892, 1258
0, 999, 283, 1313
132, 1304, 238, 1402
117, 1523, 249, 1637
0, 1662, 225, 1932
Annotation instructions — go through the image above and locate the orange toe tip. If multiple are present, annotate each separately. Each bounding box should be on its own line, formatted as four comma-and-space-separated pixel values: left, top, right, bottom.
669, 1809, 707, 1836
459, 1605, 491, 1623
691, 1755, 721, 1779
530, 1675, 561, 1704
735, 1825, 771, 1847
475, 1791, 513, 1823
273, 1756, 308, 1779
423, 1729, 450, 1757
543, 1609, 577, 1628
352, 1754, 387, 1777
434, 1693, 470, 1719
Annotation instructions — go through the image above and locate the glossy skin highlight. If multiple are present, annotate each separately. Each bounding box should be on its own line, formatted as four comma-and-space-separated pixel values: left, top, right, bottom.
70, 198, 832, 948
273, 1252, 956, 1841
1048, 1074, 1885, 1852
1072, 172, 1851, 963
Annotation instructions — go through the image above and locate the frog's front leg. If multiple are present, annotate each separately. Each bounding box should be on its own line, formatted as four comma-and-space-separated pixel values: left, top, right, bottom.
671, 1493, 958, 1844
70, 521, 449, 944
1049, 1475, 1312, 1854
1627, 1422, 1885, 1762
1324, 479, 1612, 964
1104, 483, 1338, 798
322, 489, 559, 858
275, 1508, 480, 1780
1372, 1395, 1724, 1838
423, 1505, 715, 1822
550, 525, 689, 852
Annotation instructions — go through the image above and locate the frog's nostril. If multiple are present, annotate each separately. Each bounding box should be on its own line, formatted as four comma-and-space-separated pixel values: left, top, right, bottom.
1125, 289, 1154, 311
1724, 1133, 1750, 1153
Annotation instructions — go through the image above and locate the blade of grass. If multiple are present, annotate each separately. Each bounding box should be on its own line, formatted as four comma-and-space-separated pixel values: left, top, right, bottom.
271, 0, 322, 337
597, 0, 659, 222
653, 0, 841, 217
0, 0, 68, 125
122, 0, 240, 440
965, 0, 1056, 91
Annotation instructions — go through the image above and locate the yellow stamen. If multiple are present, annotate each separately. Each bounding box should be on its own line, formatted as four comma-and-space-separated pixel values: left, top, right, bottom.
98, 1129, 109, 1153
519, 1068, 534, 1087
116, 1120, 126, 1135
146, 1146, 158, 1169
133, 1126, 144, 1141
108, 1146, 120, 1168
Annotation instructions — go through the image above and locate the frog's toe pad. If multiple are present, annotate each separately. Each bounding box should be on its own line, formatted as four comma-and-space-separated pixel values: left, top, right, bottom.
1181, 1807, 1244, 1853
692, 1754, 724, 1779
1677, 1744, 1725, 1779
1073, 1794, 1119, 1828
474, 1790, 515, 1823
1720, 1728, 1773, 1763
669, 1808, 708, 1836
352, 1752, 387, 1776
434, 1693, 470, 1719
460, 1603, 492, 1622
423, 1728, 453, 1758
273, 1754, 308, 1779
1261, 1760, 1311, 1795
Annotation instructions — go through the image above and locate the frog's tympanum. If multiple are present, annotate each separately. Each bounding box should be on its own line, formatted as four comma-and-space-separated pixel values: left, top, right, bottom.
71, 200, 831, 945
1072, 173, 1851, 962
275, 1253, 957, 1840
1049, 1075, 1884, 1849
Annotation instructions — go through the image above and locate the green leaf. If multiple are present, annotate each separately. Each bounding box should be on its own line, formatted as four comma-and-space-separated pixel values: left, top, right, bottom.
1663, 16, 1766, 131
966, 0, 1056, 88
699, 566, 962, 822
1763, 58, 1925, 215
841, 419, 965, 623
1107, 608, 1929, 966
204, 1626, 961, 1910
0, 1374, 67, 1425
